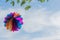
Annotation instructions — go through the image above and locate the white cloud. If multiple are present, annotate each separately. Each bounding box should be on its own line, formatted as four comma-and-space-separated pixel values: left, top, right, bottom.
7, 35, 29, 40
50, 11, 60, 27
23, 8, 60, 33
23, 8, 52, 33
30, 11, 60, 40
31, 34, 60, 40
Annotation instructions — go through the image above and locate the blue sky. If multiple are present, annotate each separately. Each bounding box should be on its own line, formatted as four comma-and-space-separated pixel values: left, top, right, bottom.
0, 0, 60, 40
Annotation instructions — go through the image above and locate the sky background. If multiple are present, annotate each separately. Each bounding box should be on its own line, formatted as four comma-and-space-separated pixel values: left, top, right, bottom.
0, 0, 60, 40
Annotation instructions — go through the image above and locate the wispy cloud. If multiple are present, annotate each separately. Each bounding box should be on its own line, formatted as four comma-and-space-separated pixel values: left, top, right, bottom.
23, 8, 52, 33
49, 11, 60, 27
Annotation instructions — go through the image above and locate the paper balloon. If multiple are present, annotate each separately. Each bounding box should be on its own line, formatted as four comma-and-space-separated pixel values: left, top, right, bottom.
4, 12, 23, 32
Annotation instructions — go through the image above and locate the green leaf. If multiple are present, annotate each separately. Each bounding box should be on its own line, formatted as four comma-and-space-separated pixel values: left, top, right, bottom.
25, 5, 31, 10
21, 0, 26, 6
26, 0, 32, 2
6, 0, 9, 2
11, 1, 15, 6
47, 0, 48, 2
17, 0, 20, 3
38, 0, 45, 3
